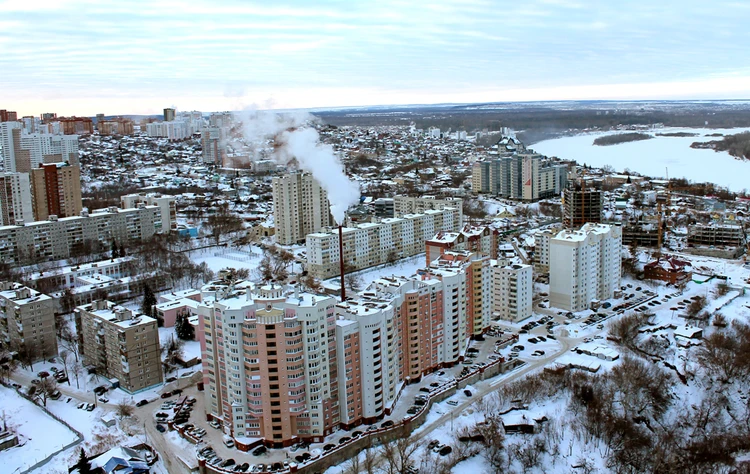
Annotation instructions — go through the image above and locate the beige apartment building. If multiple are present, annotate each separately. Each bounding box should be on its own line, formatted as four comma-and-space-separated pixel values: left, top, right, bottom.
306, 207, 461, 279
76, 300, 163, 393
0, 282, 58, 362
272, 171, 333, 245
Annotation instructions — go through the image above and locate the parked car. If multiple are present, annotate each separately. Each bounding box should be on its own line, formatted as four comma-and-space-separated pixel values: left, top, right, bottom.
251, 445, 266, 455
438, 445, 453, 456
155, 424, 166, 433
464, 390, 472, 397
160, 391, 173, 399
209, 420, 221, 429
85, 403, 95, 411
447, 400, 458, 406
381, 420, 395, 428
172, 388, 183, 395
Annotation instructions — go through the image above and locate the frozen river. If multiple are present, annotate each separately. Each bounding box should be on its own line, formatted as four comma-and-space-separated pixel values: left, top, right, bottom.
531, 127, 750, 192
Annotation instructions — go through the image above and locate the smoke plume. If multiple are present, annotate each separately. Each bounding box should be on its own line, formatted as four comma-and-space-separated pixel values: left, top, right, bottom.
236, 109, 360, 224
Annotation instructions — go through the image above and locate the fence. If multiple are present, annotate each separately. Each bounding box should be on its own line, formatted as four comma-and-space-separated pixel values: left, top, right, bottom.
0, 381, 84, 474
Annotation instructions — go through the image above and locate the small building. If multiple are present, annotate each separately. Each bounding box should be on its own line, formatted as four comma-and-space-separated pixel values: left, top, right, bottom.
674, 325, 703, 340
502, 413, 539, 434
0, 430, 19, 451
644, 256, 692, 285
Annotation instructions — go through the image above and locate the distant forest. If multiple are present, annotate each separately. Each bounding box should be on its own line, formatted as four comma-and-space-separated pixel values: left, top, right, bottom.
593, 132, 653, 146
691, 132, 750, 160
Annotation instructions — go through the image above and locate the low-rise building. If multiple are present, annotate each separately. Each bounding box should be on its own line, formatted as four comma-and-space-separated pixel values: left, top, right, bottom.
644, 256, 692, 285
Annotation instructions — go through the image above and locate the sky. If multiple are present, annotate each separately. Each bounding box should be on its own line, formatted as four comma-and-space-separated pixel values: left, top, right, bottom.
1, 0, 750, 116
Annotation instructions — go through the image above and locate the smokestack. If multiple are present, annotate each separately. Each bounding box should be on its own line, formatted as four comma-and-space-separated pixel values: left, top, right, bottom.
339, 225, 346, 301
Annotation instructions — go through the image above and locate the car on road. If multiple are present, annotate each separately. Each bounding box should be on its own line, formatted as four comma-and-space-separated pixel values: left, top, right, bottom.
98, 396, 109, 403
381, 420, 395, 428
155, 424, 166, 433
160, 391, 172, 399
93, 385, 108, 396
209, 420, 221, 429
464, 389, 472, 397
136, 399, 149, 407
447, 400, 458, 406
427, 439, 441, 450
221, 459, 236, 468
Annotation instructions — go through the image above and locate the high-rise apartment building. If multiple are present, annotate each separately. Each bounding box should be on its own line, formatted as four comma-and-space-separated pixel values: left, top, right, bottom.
272, 172, 333, 245
549, 223, 622, 312
472, 153, 567, 201
163, 108, 176, 122
306, 207, 461, 279
201, 127, 226, 165
76, 300, 163, 393
1, 122, 79, 172
491, 258, 533, 323
0, 282, 58, 362
0, 172, 34, 226
146, 121, 192, 140
198, 284, 339, 447
58, 117, 93, 135
563, 179, 603, 229
30, 163, 83, 221
40, 112, 57, 123
98, 118, 134, 136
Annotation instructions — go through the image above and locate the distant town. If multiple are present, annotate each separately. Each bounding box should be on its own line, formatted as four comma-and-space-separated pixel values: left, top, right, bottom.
1, 106, 749, 474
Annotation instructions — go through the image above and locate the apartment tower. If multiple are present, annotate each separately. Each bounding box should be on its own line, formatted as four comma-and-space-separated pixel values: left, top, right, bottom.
30, 162, 83, 221
272, 171, 333, 245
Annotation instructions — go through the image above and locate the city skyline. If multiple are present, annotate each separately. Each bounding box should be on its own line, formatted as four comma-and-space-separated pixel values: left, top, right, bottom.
2, 0, 750, 116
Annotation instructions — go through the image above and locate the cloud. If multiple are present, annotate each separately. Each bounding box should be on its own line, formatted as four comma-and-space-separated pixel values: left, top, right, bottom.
0, 0, 748, 115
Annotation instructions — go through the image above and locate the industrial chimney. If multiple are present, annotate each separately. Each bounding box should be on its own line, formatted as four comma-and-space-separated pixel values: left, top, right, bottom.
339, 225, 346, 301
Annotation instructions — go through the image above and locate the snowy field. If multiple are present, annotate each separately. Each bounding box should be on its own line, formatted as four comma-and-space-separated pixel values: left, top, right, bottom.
0, 386, 78, 474
189, 245, 264, 273
532, 127, 750, 191
323, 254, 427, 292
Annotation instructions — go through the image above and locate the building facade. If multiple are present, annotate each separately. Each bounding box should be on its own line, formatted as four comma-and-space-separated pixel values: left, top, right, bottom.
472, 153, 567, 201
563, 180, 603, 229
0, 203, 172, 264
30, 163, 82, 221
393, 195, 463, 221
0, 172, 34, 226
491, 259, 533, 323
120, 193, 177, 233
0, 282, 58, 362
76, 300, 163, 393
1, 122, 79, 172
425, 224, 498, 265
549, 223, 622, 312
201, 127, 226, 166
98, 118, 135, 136
306, 207, 461, 279
272, 172, 333, 245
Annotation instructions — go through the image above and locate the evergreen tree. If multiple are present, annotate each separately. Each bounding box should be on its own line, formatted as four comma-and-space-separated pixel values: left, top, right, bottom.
141, 284, 157, 318
76, 447, 92, 474
111, 240, 119, 260
175, 313, 195, 341
118, 244, 126, 258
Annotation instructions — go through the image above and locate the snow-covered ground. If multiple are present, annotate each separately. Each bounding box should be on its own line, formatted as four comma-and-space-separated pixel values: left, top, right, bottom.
189, 245, 264, 274
532, 126, 750, 191
0, 385, 78, 474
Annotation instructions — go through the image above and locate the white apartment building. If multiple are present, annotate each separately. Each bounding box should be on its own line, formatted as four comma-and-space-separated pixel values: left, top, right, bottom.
0, 204, 172, 264
146, 121, 193, 141
549, 223, 622, 312
533, 226, 562, 272
272, 172, 333, 245
1, 122, 79, 172
393, 195, 463, 221
306, 207, 461, 279
0, 172, 33, 226
491, 259, 533, 323
201, 127, 226, 165
120, 193, 177, 233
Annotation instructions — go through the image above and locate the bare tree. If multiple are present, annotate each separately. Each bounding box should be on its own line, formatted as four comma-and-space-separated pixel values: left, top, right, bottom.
0, 351, 18, 384
34, 377, 58, 407
115, 400, 135, 418
380, 438, 423, 474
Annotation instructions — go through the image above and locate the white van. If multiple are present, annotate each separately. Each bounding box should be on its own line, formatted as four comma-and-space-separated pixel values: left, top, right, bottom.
223, 435, 235, 448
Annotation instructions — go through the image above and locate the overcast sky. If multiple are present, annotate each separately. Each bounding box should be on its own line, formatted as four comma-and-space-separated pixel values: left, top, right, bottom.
2, 0, 749, 116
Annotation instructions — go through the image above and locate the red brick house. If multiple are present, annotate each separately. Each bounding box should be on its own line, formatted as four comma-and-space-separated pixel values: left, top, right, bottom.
644, 256, 692, 285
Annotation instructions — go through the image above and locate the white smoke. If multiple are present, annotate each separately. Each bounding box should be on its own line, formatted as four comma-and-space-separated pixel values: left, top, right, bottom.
235, 109, 360, 224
